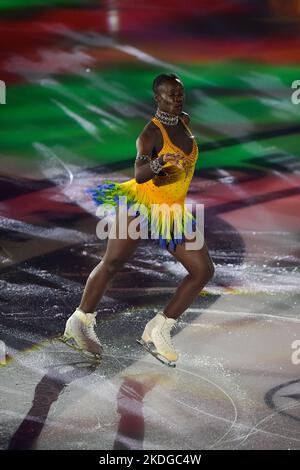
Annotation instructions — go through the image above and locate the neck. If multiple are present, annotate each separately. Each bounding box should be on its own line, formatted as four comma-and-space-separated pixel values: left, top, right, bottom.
155, 108, 179, 126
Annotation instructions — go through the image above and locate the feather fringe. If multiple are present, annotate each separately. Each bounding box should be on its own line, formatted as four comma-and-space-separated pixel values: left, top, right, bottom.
86, 179, 197, 251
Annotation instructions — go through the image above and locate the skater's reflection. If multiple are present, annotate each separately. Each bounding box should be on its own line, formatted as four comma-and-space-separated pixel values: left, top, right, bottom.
7, 361, 97, 450
113, 372, 171, 450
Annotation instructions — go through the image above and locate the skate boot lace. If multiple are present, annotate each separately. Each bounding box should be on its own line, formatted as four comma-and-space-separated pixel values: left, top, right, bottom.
160, 322, 175, 348
84, 317, 101, 345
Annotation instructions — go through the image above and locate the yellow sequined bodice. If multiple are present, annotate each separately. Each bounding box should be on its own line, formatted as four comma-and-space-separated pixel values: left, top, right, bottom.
120, 116, 198, 206
89, 116, 199, 250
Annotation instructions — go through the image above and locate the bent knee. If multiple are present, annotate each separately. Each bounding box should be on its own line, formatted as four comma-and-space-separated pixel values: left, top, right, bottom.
207, 261, 215, 281
101, 258, 126, 275
192, 260, 215, 285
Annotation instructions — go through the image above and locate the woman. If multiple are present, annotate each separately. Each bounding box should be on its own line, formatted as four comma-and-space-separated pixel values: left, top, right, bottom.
62, 73, 215, 366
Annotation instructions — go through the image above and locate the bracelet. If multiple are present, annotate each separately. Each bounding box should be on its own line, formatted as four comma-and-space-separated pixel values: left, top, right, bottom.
135, 154, 151, 162
149, 157, 164, 174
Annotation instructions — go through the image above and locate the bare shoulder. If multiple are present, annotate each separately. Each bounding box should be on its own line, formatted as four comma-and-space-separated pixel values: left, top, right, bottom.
136, 119, 159, 145
140, 119, 159, 136
136, 119, 159, 153
180, 111, 190, 126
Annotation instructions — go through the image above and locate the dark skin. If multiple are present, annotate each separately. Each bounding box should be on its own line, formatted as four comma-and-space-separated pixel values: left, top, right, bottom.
79, 78, 215, 319
135, 79, 192, 183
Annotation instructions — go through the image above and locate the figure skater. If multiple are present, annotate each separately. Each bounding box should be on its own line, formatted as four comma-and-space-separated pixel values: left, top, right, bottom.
61, 73, 215, 366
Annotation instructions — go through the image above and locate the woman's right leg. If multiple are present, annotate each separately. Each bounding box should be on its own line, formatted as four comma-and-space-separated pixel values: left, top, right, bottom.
79, 207, 141, 313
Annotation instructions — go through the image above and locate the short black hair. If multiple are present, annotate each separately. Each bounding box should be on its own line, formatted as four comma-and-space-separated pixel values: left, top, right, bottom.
152, 73, 182, 95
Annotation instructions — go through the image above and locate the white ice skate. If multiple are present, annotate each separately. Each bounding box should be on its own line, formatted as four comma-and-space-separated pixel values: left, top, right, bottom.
137, 312, 179, 368
59, 308, 103, 362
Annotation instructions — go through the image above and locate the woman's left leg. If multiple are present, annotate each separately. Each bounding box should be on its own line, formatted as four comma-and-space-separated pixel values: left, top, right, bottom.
139, 231, 215, 364
163, 237, 215, 319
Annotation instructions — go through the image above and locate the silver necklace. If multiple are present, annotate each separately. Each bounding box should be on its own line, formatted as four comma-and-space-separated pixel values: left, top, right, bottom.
155, 108, 178, 126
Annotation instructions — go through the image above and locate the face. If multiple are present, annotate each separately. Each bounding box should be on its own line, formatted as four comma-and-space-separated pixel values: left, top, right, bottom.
155, 79, 185, 116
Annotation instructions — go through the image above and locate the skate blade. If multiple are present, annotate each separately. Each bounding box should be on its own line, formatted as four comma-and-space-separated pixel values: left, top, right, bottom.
57, 335, 102, 364
136, 339, 176, 368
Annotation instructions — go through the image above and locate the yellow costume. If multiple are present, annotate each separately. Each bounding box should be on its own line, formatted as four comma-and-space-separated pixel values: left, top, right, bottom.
88, 116, 199, 251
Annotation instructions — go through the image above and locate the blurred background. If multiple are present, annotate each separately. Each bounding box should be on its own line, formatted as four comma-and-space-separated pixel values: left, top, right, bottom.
0, 0, 300, 450
1, 0, 300, 341
1, 1, 300, 171
1, 0, 299, 301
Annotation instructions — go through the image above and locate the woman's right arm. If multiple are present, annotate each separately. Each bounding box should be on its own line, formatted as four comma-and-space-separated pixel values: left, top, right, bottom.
135, 128, 183, 184
134, 128, 164, 184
